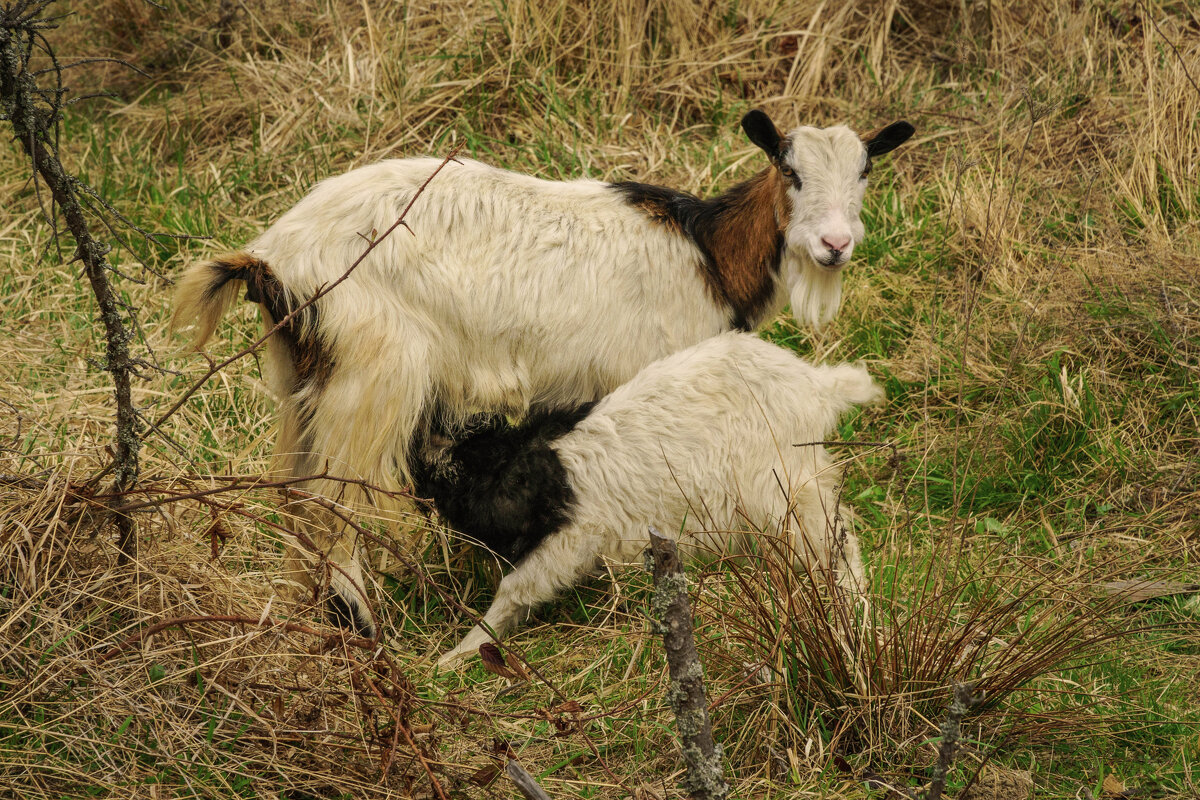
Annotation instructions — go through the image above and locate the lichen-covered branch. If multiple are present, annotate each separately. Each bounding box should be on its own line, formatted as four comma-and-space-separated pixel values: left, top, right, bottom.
924, 682, 985, 800
648, 526, 730, 800
1, 2, 140, 556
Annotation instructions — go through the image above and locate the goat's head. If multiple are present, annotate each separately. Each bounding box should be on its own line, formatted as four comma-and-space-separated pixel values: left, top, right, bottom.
742, 110, 914, 271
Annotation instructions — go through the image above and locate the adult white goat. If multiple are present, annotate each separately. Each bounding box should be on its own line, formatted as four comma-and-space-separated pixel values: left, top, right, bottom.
412, 332, 884, 665
172, 110, 912, 631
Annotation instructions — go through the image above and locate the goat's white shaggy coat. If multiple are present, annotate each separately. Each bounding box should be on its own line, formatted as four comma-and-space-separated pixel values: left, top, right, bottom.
417, 333, 884, 665
172, 112, 912, 629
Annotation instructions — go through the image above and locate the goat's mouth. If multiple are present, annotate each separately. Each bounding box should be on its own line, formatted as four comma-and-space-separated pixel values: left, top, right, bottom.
811, 252, 850, 271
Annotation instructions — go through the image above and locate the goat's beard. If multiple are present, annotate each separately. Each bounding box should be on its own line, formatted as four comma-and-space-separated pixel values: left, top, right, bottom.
788, 258, 844, 329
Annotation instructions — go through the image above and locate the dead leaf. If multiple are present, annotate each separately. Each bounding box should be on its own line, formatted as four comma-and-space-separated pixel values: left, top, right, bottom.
1101, 773, 1126, 798
504, 652, 530, 681
469, 764, 500, 787
479, 643, 516, 678
552, 700, 584, 714
204, 516, 229, 560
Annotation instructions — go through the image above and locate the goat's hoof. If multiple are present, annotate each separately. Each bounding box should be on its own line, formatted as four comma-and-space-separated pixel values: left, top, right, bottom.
436, 647, 474, 669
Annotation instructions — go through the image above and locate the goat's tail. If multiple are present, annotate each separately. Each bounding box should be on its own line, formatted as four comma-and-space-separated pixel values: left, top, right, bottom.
171, 252, 274, 347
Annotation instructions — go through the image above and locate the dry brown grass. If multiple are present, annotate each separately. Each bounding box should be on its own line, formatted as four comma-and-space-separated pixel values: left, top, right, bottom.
2, 0, 1199, 797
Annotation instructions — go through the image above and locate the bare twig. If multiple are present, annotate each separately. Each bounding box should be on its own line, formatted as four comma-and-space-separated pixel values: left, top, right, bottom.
648, 526, 730, 800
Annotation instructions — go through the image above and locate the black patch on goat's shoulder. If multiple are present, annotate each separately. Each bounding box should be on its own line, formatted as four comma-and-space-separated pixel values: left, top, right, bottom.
610, 181, 698, 236
610, 178, 785, 331
411, 404, 595, 566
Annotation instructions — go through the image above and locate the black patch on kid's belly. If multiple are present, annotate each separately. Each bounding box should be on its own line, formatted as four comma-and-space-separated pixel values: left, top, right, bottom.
412, 404, 596, 566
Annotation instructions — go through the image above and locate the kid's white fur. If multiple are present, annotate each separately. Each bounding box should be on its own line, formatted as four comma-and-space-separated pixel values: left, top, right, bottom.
435, 332, 884, 665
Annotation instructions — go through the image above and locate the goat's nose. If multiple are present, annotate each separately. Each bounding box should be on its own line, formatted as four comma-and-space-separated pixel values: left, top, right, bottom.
821, 235, 851, 254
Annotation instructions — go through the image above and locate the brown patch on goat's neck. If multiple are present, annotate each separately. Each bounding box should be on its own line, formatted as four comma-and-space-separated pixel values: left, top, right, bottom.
609, 174, 788, 329
699, 168, 789, 329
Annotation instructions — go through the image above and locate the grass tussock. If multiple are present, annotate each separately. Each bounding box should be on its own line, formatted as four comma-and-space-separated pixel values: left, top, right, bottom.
2, 0, 1200, 797
700, 534, 1185, 784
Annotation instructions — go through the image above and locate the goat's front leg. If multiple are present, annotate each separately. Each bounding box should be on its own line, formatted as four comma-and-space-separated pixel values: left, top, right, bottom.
438, 528, 596, 667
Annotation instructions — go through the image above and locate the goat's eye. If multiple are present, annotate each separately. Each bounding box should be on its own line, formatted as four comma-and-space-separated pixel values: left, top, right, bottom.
860, 164, 872, 180
780, 165, 795, 178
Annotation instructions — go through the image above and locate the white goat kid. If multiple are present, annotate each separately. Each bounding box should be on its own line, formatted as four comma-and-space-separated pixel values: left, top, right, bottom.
172, 111, 912, 635
413, 332, 884, 666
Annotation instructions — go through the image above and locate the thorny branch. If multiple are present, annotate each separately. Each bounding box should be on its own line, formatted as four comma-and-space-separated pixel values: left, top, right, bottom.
75, 466, 646, 794
0, 468, 418, 517
49, 461, 580, 711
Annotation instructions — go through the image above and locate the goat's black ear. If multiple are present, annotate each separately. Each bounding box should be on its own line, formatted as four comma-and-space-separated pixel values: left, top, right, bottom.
742, 110, 783, 157
864, 121, 915, 157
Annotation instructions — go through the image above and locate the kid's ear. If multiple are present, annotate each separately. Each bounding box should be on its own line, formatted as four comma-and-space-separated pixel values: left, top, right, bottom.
742, 109, 783, 158
864, 121, 915, 157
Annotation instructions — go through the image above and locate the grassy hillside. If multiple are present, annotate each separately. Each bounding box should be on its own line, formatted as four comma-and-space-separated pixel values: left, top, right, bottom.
1, 1, 1197, 797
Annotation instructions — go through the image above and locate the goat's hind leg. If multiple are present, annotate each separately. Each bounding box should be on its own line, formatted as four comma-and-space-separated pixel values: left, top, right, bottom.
282, 337, 434, 639
275, 439, 378, 638
789, 476, 866, 594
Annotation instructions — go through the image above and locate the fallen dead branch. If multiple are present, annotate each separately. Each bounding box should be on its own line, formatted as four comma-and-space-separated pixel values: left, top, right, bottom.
507, 759, 554, 800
